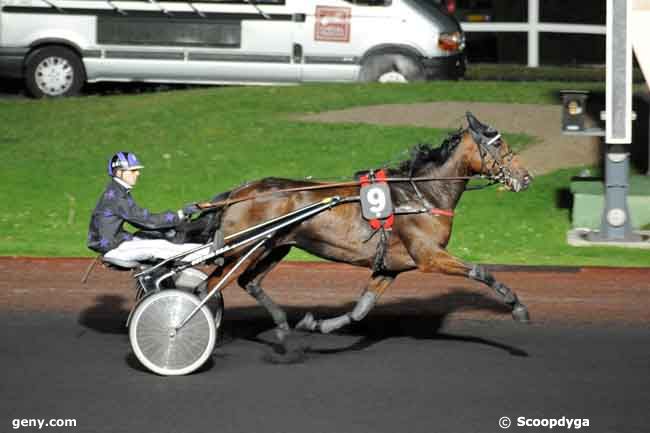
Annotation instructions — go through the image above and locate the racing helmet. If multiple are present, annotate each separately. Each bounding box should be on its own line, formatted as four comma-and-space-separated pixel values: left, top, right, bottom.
108, 152, 144, 176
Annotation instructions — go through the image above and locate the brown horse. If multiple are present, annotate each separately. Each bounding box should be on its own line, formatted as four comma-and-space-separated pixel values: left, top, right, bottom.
192, 112, 532, 339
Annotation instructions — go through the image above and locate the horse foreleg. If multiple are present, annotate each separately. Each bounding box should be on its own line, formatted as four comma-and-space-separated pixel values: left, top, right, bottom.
415, 250, 530, 323
467, 263, 530, 322
296, 272, 396, 334
237, 245, 292, 338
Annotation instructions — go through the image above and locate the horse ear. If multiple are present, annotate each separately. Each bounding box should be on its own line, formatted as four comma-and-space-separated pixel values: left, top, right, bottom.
466, 112, 486, 132
466, 112, 485, 145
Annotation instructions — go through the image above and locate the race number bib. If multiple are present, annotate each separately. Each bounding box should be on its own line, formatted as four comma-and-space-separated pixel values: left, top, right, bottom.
360, 183, 393, 220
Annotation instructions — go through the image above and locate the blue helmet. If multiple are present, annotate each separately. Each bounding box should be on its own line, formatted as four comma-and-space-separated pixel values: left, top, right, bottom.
108, 152, 144, 176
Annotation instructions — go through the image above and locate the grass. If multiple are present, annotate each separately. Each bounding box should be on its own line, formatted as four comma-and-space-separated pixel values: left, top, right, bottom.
450, 167, 650, 267
2, 80, 647, 266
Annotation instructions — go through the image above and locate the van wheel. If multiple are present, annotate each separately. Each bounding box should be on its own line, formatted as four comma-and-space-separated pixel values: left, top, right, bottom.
359, 54, 425, 83
24, 46, 85, 98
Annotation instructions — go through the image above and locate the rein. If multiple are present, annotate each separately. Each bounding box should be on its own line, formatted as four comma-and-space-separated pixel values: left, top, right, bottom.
197, 175, 480, 210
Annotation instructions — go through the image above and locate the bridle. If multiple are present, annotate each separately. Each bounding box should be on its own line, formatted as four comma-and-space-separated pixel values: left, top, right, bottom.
469, 128, 518, 189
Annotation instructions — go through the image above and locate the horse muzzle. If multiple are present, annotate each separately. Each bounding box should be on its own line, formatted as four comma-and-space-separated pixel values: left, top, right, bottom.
506, 173, 532, 192
490, 166, 532, 192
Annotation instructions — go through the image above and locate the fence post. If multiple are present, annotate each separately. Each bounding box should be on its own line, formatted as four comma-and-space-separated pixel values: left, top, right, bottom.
588, 0, 641, 242
527, 0, 540, 67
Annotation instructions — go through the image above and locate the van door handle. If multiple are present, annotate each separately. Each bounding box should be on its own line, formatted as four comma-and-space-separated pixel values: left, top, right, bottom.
293, 44, 303, 63
293, 13, 306, 22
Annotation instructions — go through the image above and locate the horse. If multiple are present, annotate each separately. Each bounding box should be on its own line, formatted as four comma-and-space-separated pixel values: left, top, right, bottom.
184, 112, 533, 341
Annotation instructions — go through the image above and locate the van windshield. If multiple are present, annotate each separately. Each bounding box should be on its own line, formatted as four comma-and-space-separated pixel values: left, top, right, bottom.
342, 0, 392, 5
184, 0, 284, 3
403, 0, 445, 17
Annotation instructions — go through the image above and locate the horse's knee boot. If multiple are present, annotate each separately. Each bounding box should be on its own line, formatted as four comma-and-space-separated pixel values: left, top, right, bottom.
260, 292, 287, 326
469, 265, 495, 285
494, 283, 517, 305
244, 281, 262, 297
492, 283, 529, 323
295, 313, 318, 331
319, 315, 352, 334
245, 283, 287, 327
295, 292, 378, 334
318, 291, 377, 333
350, 291, 378, 322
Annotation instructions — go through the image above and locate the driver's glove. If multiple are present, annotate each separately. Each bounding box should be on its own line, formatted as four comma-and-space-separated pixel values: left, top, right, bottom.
177, 203, 201, 220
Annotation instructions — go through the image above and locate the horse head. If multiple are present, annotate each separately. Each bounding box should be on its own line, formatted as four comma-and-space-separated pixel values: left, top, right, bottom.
463, 112, 532, 192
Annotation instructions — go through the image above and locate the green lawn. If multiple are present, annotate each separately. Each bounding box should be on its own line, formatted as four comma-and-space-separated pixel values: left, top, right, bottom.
2, 80, 647, 266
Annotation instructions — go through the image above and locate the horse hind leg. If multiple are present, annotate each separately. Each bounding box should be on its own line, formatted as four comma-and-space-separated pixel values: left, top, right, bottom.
296, 272, 396, 334
237, 245, 292, 339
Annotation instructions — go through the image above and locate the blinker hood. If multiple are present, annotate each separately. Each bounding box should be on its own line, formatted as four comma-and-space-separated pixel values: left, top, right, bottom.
466, 112, 500, 146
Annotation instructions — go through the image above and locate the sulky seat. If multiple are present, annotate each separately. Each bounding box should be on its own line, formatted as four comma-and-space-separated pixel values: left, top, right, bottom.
101, 255, 141, 270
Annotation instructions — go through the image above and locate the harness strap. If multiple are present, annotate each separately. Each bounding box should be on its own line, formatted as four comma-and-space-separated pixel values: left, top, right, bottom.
372, 226, 391, 273
394, 205, 455, 218
408, 159, 430, 207
196, 175, 476, 210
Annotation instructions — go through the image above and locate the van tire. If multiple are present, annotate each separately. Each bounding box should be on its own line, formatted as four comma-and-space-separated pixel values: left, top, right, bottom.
24, 46, 85, 98
359, 54, 425, 83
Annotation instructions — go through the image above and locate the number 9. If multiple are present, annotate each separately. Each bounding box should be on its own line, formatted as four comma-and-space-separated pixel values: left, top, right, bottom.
367, 187, 386, 215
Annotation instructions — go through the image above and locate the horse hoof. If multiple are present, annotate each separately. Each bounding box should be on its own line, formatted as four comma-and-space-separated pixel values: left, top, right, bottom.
274, 325, 291, 342
295, 313, 318, 332
512, 304, 530, 323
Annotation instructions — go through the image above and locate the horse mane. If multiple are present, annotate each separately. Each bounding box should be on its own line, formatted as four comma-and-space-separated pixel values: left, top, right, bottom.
387, 129, 465, 176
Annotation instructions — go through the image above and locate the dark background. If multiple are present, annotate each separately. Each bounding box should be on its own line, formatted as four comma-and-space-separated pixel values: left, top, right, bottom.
437, 0, 607, 65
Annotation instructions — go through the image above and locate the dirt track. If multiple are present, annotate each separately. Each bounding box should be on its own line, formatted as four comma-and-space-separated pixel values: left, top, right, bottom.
1, 257, 649, 326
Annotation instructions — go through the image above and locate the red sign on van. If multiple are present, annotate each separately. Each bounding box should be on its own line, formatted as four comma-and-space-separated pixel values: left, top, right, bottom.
314, 6, 351, 42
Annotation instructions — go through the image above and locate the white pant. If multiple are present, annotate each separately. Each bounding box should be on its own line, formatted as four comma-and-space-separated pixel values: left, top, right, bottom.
104, 239, 208, 263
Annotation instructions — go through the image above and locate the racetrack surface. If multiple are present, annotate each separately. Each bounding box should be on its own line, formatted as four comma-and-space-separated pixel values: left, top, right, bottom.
1, 258, 649, 325
1, 314, 649, 433
1, 259, 649, 433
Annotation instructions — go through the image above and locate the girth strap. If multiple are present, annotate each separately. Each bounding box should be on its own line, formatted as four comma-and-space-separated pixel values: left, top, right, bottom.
372, 226, 391, 273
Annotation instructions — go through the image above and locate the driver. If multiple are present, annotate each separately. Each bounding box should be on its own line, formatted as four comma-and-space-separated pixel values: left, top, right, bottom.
87, 152, 205, 263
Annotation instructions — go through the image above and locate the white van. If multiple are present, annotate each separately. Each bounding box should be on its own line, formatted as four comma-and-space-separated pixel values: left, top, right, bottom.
0, 0, 465, 97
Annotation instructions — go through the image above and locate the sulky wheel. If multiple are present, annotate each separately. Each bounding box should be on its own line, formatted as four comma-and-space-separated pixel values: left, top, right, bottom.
129, 290, 216, 376
174, 268, 224, 332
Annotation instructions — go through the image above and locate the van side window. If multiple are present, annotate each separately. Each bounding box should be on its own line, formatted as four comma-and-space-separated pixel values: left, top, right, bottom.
342, 0, 392, 6
158, 0, 285, 3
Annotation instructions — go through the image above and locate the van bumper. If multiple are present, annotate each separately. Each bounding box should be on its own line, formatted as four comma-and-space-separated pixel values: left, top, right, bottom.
422, 53, 466, 80
0, 48, 28, 78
